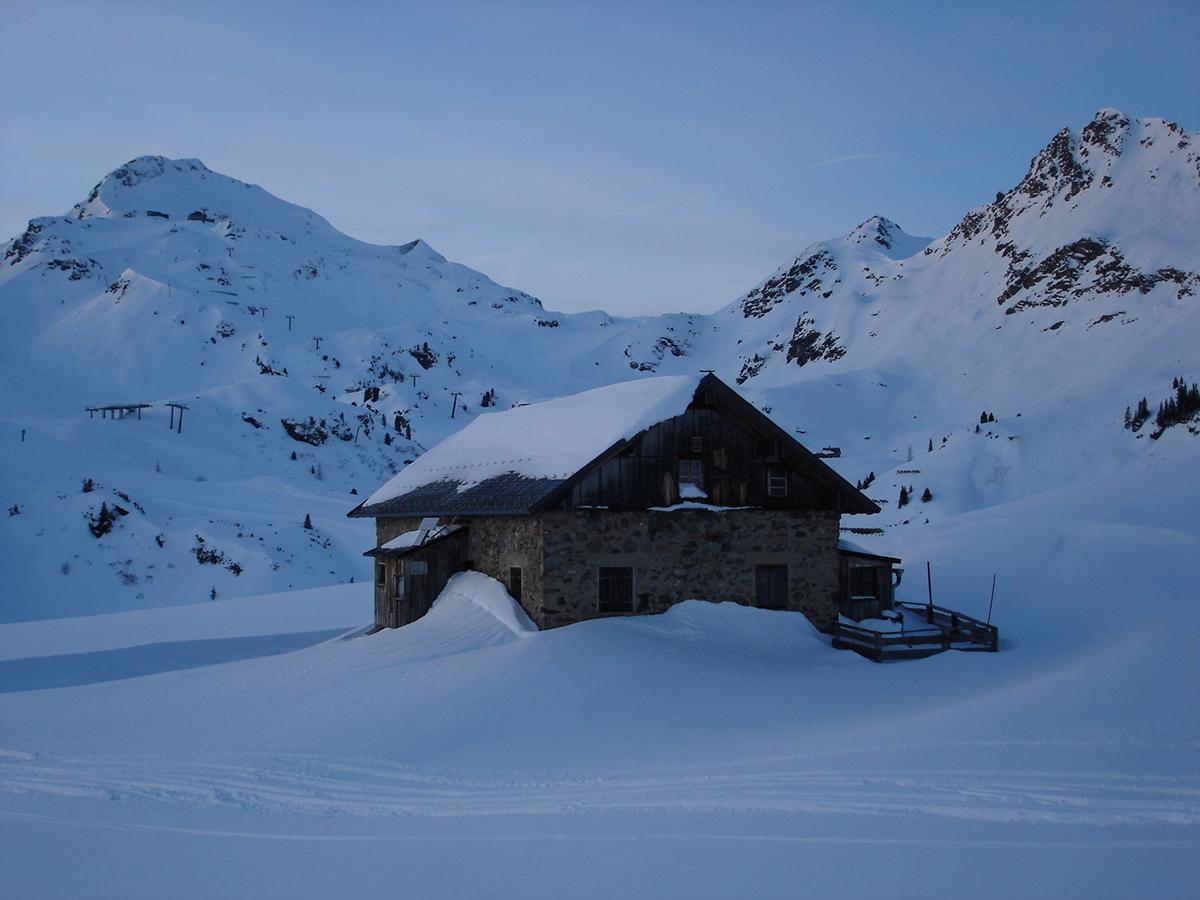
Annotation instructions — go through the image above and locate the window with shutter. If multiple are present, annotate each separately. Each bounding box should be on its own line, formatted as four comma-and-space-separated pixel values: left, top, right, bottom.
754, 565, 788, 610
849, 565, 880, 601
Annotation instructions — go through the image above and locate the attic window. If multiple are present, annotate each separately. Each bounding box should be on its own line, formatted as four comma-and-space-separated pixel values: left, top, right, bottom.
757, 439, 777, 458
678, 458, 704, 490
598, 567, 634, 614
767, 466, 788, 497
690, 436, 704, 452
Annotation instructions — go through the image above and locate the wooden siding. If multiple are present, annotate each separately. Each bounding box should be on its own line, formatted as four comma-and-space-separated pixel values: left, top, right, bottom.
375, 528, 470, 628
568, 403, 831, 511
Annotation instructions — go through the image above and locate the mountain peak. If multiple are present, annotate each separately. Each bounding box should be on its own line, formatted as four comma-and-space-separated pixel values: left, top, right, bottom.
845, 216, 930, 259
69, 155, 337, 237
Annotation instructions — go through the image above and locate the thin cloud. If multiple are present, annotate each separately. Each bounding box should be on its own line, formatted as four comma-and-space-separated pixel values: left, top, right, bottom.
799, 152, 889, 170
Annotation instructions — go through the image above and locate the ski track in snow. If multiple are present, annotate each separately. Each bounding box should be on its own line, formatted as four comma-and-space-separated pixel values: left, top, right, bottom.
2, 751, 1197, 828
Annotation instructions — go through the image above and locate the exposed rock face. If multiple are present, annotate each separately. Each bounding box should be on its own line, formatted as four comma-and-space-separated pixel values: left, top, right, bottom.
740, 250, 839, 319
999, 239, 1198, 313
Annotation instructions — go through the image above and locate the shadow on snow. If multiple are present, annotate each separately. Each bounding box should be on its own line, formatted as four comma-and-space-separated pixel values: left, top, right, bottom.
0, 629, 346, 693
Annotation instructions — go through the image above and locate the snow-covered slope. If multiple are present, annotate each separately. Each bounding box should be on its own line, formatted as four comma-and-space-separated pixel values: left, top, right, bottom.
2, 454, 1197, 896
2, 109, 1197, 621
0, 158, 683, 620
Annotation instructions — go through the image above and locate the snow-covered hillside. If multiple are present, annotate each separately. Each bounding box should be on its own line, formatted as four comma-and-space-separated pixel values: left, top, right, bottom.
2, 109, 1197, 621
2, 454, 1198, 897
0, 157, 690, 620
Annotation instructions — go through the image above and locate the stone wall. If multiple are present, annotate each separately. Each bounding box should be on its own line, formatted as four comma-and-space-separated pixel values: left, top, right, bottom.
465, 516, 544, 624
538, 508, 841, 631
373, 509, 842, 632
374, 515, 545, 625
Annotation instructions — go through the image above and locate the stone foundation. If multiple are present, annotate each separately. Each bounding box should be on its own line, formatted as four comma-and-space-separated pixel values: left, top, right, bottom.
538, 508, 841, 631
374, 509, 841, 632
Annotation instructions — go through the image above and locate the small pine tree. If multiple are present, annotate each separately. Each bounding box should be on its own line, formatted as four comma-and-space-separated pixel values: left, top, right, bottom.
975, 423, 981, 433
290, 451, 297, 461
921, 487, 933, 502
927, 438, 933, 452
303, 513, 313, 530
1123, 405, 1132, 429
980, 411, 988, 424
384, 432, 393, 446
898, 486, 910, 508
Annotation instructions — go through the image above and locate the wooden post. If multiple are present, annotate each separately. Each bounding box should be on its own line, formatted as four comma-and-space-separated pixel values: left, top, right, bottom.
986, 574, 997, 625
169, 406, 175, 430
314, 337, 322, 352
286, 315, 294, 331
450, 391, 462, 418
177, 406, 183, 434
926, 561, 934, 624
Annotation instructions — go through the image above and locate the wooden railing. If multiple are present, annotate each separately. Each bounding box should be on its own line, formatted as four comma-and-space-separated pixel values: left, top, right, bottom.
833, 602, 998, 662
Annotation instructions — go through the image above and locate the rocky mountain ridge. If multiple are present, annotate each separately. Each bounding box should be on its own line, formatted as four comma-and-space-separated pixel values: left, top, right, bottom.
1, 108, 1196, 620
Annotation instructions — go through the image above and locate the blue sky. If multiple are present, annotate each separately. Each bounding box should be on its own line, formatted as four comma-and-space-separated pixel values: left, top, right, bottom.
2, 0, 1197, 315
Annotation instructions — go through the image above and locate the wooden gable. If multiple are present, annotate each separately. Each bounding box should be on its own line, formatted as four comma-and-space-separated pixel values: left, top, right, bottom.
554, 375, 877, 514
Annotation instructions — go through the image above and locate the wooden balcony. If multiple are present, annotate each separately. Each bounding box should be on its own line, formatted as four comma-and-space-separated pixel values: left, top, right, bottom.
832, 601, 998, 662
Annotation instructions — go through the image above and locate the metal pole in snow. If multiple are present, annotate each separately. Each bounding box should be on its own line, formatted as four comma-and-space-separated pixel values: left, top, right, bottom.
986, 574, 997, 625
450, 391, 462, 418
286, 315, 294, 331
926, 561, 934, 624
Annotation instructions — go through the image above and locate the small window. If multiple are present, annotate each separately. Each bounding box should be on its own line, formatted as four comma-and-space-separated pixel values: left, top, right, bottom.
598, 566, 634, 614
393, 572, 405, 597
757, 439, 776, 458
755, 565, 788, 610
690, 435, 704, 453
767, 465, 788, 497
375, 563, 386, 586
678, 458, 703, 489
849, 565, 880, 601
509, 566, 523, 601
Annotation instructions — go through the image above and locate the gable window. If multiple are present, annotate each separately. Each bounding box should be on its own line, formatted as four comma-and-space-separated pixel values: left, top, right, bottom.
767, 465, 788, 498
509, 566, 523, 601
755, 565, 788, 610
849, 565, 880, 601
678, 458, 704, 490
598, 566, 634, 614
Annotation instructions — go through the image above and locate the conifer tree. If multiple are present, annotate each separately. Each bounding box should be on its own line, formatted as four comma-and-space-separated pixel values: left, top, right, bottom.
921, 487, 933, 502
303, 513, 313, 530
898, 486, 909, 508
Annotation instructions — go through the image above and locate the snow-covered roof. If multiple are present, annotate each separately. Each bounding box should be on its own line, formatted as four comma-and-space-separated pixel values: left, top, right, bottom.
379, 522, 463, 552
837, 538, 901, 562
357, 375, 701, 516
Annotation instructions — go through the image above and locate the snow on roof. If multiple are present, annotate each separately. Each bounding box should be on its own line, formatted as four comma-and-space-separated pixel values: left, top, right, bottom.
364, 375, 700, 509
379, 522, 462, 552
837, 537, 901, 562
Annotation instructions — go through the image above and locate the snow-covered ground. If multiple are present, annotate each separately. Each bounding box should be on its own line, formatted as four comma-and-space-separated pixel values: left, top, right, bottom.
3, 452, 1197, 898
